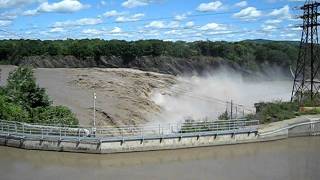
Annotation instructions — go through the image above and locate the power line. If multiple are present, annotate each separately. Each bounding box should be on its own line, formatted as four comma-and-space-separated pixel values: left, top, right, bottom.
0, 24, 298, 42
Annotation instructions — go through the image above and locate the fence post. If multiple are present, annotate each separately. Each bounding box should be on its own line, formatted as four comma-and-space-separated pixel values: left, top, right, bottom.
22, 123, 24, 134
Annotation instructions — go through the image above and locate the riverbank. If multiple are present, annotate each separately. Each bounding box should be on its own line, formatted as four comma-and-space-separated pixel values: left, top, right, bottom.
0, 115, 319, 154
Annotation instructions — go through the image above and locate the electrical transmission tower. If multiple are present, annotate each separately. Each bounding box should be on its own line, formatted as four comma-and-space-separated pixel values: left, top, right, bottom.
291, 0, 320, 105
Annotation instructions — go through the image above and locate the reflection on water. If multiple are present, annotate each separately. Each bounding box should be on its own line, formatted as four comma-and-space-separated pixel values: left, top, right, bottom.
0, 137, 320, 180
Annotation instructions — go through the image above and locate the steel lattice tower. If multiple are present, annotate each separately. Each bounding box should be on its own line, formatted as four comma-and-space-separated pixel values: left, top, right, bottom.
291, 0, 320, 104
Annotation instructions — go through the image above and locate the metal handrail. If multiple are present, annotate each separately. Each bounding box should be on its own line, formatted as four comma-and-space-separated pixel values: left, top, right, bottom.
0, 119, 260, 141
259, 119, 320, 136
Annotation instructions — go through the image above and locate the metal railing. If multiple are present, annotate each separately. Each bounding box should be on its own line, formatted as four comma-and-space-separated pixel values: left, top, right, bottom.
0, 119, 259, 142
258, 119, 320, 137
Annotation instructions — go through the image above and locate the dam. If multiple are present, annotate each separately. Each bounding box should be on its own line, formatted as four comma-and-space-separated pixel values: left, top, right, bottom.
1, 115, 320, 153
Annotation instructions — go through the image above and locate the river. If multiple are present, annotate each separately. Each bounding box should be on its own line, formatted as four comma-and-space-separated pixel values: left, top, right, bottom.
0, 137, 319, 180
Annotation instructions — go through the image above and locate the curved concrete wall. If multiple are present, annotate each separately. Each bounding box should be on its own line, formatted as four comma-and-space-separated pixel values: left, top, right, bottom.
0, 120, 319, 154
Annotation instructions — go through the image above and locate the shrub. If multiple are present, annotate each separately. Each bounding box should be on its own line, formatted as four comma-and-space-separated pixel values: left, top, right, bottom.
0, 94, 28, 121
255, 101, 300, 124
30, 106, 78, 126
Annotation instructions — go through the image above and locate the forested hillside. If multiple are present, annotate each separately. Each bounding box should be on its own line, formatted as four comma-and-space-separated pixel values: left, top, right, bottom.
0, 39, 299, 75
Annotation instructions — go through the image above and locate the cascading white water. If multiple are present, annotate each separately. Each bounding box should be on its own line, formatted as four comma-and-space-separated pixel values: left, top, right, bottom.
148, 68, 292, 126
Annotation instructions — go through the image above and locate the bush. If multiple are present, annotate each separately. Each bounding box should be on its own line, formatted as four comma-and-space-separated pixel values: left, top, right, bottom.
255, 101, 300, 124
30, 106, 78, 126
0, 94, 29, 121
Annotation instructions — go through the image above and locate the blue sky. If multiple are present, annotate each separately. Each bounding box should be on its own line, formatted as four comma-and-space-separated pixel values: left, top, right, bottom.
0, 0, 305, 41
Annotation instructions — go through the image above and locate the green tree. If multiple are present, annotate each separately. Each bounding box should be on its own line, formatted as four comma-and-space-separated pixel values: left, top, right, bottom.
6, 67, 51, 110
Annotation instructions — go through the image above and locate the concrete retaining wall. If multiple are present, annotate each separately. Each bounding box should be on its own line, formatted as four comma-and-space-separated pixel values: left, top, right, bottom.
0, 120, 319, 154
0, 133, 259, 154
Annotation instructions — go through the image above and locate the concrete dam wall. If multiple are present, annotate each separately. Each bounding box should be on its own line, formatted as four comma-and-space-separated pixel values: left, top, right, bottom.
0, 118, 319, 154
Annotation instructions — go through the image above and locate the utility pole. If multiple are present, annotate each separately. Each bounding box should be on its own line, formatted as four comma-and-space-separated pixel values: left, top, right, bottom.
235, 105, 238, 119
230, 100, 233, 120
291, 0, 320, 105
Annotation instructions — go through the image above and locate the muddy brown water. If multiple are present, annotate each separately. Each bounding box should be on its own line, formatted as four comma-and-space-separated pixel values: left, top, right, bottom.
0, 137, 320, 180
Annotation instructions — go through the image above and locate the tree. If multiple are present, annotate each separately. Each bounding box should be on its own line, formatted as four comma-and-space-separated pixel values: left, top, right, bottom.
47, 43, 59, 56
218, 110, 229, 120
6, 67, 51, 110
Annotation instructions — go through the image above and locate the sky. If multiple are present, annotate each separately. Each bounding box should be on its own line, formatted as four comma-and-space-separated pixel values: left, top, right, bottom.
0, 0, 307, 41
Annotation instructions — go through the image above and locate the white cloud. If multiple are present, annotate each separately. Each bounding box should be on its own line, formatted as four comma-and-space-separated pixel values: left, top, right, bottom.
0, 0, 40, 9
233, 7, 262, 20
262, 24, 277, 31
49, 27, 65, 33
168, 21, 180, 28
144, 20, 180, 29
200, 22, 227, 31
235, 1, 247, 8
268, 5, 291, 19
122, 0, 150, 8
22, 9, 38, 16
0, 11, 18, 20
197, 1, 223, 12
145, 21, 165, 28
280, 33, 297, 38
110, 27, 122, 33
175, 14, 187, 21
185, 21, 195, 27
265, 19, 282, 24
103, 10, 125, 17
100, 0, 106, 6
39, 0, 89, 13
174, 12, 191, 21
0, 20, 11, 26
115, 13, 144, 22
82, 28, 103, 35
23, 0, 89, 16
164, 30, 182, 35
54, 18, 103, 27
82, 27, 128, 37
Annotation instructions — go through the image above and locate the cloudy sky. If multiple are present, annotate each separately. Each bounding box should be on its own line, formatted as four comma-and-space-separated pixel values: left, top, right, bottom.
0, 0, 305, 41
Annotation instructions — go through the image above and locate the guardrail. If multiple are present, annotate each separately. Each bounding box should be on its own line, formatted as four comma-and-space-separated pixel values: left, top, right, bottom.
258, 119, 320, 137
0, 119, 259, 142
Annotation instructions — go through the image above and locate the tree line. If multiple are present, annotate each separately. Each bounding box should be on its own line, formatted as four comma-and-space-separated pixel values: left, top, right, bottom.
0, 39, 299, 71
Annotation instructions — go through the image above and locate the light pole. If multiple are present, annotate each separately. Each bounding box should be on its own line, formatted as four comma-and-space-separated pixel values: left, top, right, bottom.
93, 92, 96, 127
92, 91, 97, 136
